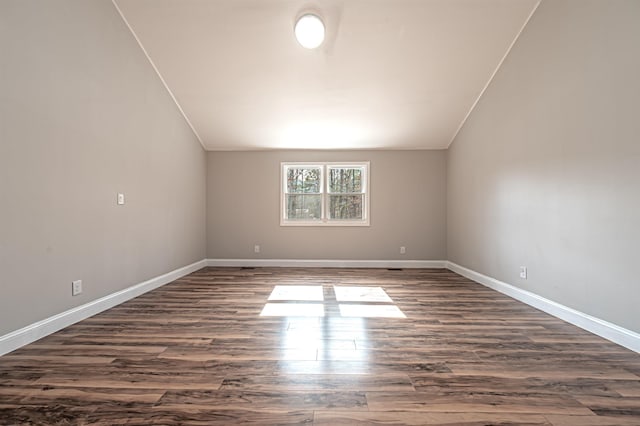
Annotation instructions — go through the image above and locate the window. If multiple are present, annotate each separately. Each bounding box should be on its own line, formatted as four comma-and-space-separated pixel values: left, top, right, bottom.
281, 162, 369, 226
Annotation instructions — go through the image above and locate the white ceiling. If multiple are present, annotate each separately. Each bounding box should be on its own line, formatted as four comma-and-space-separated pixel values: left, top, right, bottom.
114, 0, 539, 151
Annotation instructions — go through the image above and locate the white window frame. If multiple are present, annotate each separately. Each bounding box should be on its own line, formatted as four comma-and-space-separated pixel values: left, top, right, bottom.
280, 162, 370, 227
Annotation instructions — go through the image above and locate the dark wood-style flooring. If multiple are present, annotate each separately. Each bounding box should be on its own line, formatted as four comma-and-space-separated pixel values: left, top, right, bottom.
1, 267, 639, 425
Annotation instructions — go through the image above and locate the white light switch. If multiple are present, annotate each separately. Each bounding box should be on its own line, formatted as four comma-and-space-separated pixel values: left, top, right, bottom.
117, 193, 125, 205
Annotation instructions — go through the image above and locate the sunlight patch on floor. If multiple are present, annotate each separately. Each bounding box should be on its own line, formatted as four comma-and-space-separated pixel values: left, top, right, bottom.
261, 285, 405, 318
268, 285, 324, 301
333, 286, 393, 303
260, 303, 325, 317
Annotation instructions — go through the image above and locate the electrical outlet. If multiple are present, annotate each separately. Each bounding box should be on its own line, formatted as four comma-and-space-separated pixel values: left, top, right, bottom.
117, 193, 125, 205
254, 245, 260, 253
519, 266, 527, 279
400, 246, 406, 254
72, 280, 83, 296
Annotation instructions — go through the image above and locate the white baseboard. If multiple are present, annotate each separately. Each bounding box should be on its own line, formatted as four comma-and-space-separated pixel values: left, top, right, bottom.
0, 259, 207, 357
446, 261, 640, 353
206, 258, 447, 269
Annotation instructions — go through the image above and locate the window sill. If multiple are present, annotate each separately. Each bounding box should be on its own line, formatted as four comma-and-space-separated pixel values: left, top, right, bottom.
280, 220, 370, 227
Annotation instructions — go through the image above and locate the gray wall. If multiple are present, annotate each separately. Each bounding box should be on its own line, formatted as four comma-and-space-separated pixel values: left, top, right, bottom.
447, 0, 640, 333
0, 1, 207, 336
208, 150, 447, 261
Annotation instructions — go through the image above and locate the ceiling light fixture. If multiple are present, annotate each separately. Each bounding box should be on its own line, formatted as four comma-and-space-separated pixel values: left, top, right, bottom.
294, 14, 325, 49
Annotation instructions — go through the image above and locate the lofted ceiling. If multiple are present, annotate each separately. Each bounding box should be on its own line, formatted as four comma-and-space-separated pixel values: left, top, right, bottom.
113, 0, 539, 151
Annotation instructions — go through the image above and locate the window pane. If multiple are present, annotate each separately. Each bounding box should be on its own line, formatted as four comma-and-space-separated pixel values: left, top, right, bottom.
287, 167, 321, 193
329, 194, 363, 220
329, 168, 362, 193
286, 194, 322, 220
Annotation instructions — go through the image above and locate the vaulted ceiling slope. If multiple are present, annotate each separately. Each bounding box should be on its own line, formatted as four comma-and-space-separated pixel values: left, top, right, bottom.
114, 0, 539, 151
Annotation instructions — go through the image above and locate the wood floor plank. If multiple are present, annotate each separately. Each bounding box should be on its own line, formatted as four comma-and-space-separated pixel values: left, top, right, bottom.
34, 371, 225, 391
62, 334, 214, 347
313, 411, 552, 425
608, 380, 640, 397
219, 373, 415, 392
410, 374, 630, 398
158, 389, 368, 412
446, 361, 639, 380
0, 404, 96, 426
0, 354, 116, 365
574, 395, 640, 417
22, 386, 165, 405
158, 346, 319, 362
0, 266, 638, 424
545, 414, 640, 425
272, 359, 447, 375
22, 343, 167, 356
0, 386, 38, 404
365, 391, 594, 415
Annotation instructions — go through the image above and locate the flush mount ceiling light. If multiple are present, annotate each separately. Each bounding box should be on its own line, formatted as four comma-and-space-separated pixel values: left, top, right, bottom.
294, 14, 325, 49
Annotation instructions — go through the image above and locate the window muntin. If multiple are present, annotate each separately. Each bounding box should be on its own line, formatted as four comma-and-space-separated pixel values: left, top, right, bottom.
281, 162, 369, 226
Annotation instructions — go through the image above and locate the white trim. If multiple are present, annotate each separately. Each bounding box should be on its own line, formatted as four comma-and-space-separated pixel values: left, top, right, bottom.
0, 260, 207, 357
207, 259, 446, 269
446, 261, 640, 353
110, 0, 206, 150
447, 0, 541, 148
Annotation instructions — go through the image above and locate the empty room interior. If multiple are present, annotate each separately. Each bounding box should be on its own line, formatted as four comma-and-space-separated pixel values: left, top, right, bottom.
1, 0, 639, 424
